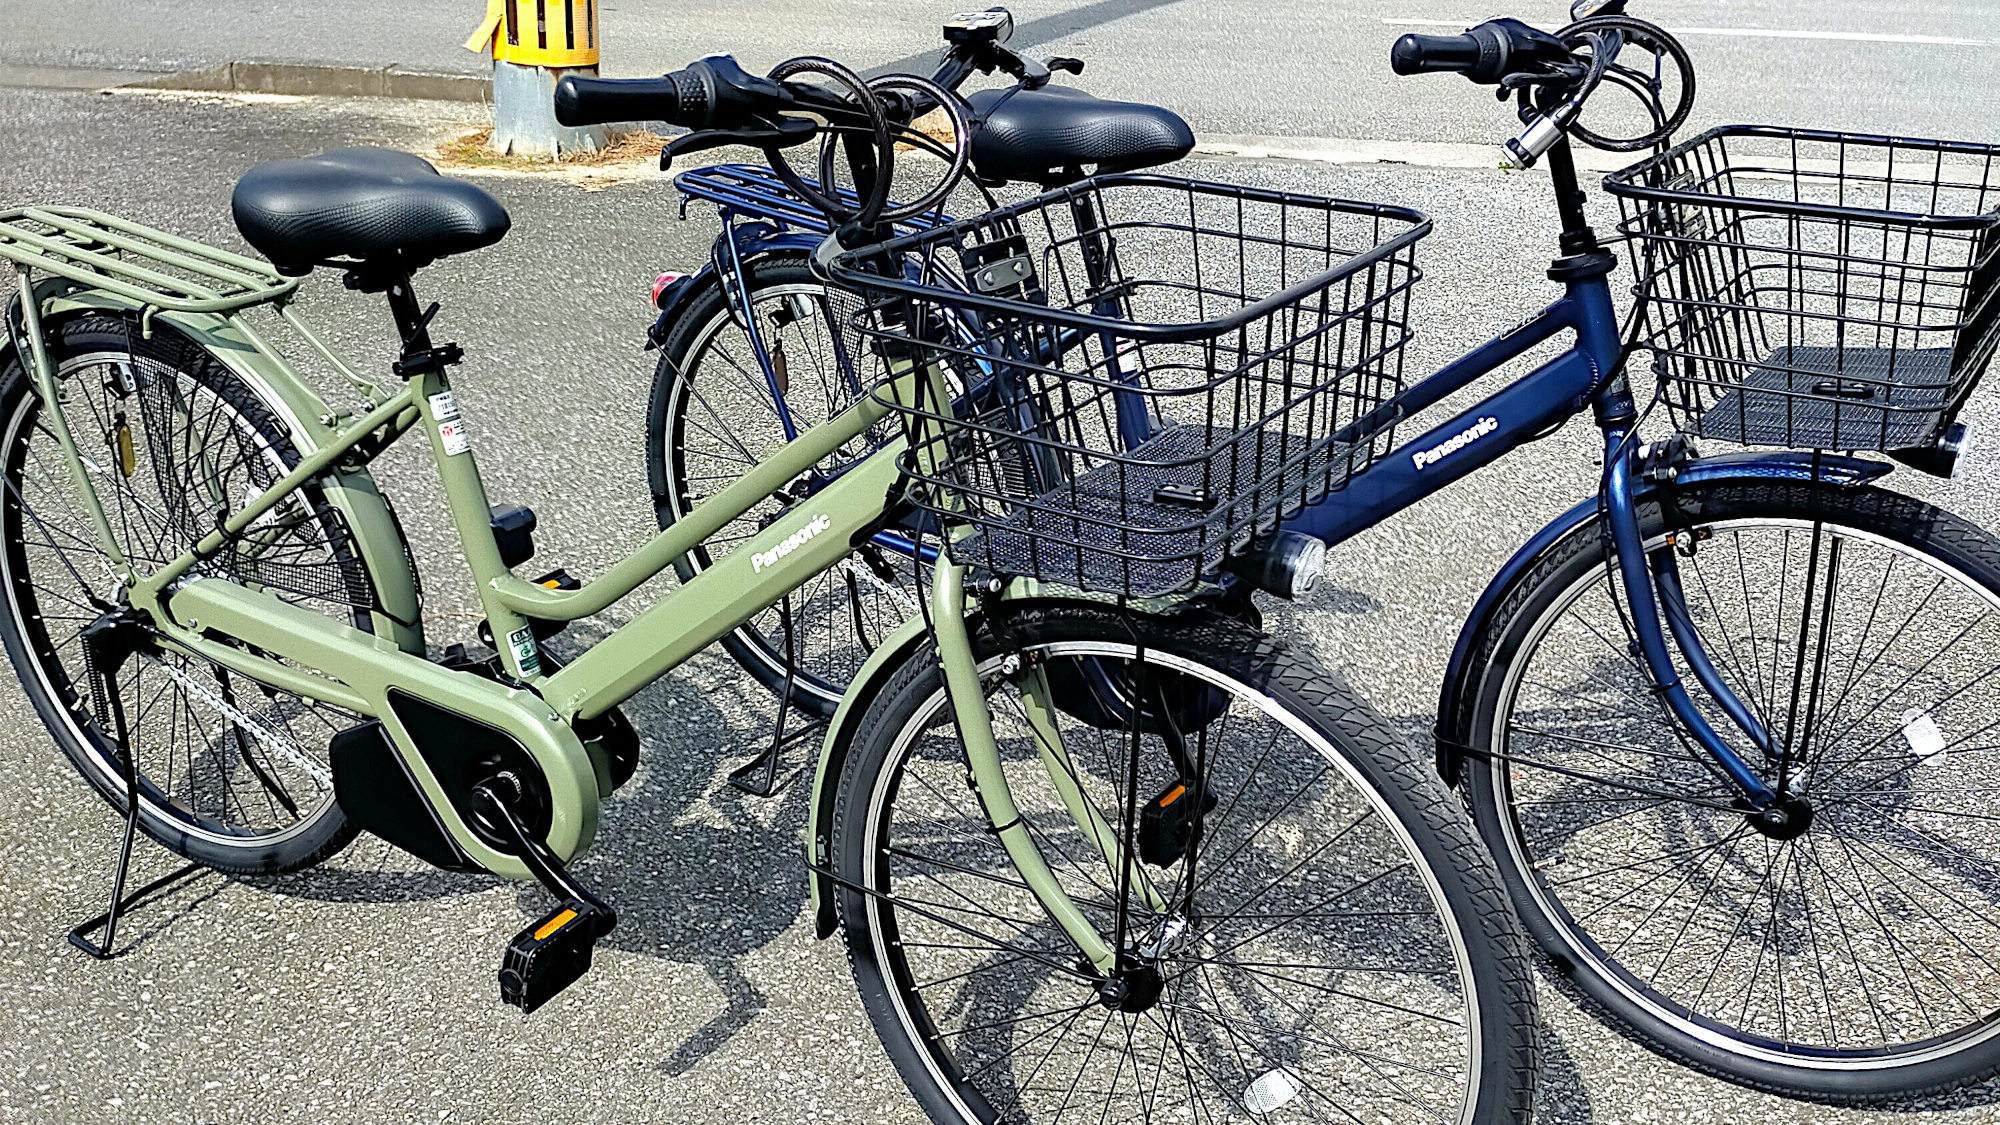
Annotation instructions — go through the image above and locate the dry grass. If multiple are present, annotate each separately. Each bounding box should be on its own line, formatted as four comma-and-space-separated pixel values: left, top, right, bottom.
433, 126, 667, 170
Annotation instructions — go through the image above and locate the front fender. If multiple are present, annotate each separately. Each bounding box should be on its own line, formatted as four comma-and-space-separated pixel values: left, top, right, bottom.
1433, 449, 1894, 784
803, 611, 934, 939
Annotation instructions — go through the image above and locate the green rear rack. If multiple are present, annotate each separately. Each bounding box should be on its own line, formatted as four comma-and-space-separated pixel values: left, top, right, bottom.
0, 205, 296, 314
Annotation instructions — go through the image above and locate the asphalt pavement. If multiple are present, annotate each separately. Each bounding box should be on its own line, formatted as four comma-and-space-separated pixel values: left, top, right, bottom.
1, 2, 1999, 1122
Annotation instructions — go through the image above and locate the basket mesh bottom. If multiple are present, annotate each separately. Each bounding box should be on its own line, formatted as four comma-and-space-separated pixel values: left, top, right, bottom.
1687, 346, 1954, 450
954, 424, 1353, 597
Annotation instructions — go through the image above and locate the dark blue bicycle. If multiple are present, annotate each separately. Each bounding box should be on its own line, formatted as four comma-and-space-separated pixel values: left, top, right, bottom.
818, 6, 2000, 1107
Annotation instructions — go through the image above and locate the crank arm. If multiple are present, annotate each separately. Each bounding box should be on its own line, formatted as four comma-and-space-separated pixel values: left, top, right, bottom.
471, 780, 617, 1013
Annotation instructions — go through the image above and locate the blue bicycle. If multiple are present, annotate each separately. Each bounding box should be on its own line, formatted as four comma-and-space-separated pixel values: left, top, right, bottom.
610, 1, 2000, 1104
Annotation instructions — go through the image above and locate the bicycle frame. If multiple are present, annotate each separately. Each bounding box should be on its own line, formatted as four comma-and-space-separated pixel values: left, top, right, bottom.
1279, 142, 1782, 807
11, 247, 1151, 962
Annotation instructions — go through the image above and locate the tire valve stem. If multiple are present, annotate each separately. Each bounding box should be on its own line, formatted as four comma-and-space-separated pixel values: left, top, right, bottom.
111, 412, 135, 478
771, 339, 789, 398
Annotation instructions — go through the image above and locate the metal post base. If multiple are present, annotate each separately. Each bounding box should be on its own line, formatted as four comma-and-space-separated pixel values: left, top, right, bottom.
491, 60, 611, 158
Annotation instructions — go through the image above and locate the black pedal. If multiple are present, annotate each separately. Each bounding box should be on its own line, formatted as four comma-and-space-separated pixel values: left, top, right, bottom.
1138, 778, 1219, 867
498, 898, 614, 1014
531, 568, 581, 591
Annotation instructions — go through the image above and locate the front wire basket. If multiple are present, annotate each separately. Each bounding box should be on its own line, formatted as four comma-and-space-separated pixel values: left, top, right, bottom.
1607, 125, 2000, 453
829, 173, 1427, 599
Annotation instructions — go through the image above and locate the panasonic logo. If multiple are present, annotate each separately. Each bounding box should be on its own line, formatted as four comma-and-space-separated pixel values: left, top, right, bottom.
753, 514, 832, 573
1411, 416, 1499, 470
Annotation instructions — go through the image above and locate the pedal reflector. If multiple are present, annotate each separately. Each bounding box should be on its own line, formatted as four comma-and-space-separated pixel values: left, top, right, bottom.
499, 900, 611, 1014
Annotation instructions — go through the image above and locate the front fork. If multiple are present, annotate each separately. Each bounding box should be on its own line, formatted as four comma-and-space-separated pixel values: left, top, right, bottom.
1601, 430, 1777, 806
928, 562, 1170, 975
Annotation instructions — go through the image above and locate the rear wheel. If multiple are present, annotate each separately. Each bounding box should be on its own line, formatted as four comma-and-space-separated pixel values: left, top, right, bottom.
0, 313, 375, 874
646, 256, 914, 717
1458, 478, 2000, 1102
833, 601, 1539, 1124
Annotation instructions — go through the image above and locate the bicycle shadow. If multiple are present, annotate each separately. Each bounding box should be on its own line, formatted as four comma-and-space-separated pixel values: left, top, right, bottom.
513, 657, 817, 1077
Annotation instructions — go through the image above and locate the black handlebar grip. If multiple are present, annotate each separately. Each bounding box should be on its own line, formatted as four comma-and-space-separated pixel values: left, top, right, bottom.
1390, 32, 1484, 76
554, 70, 709, 128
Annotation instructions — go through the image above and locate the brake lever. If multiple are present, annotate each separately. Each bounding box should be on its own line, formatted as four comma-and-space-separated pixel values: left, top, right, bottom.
989, 43, 1052, 89
660, 117, 818, 170
1044, 55, 1085, 77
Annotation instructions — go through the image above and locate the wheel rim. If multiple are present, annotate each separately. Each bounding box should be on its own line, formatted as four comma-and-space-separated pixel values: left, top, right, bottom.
1491, 515, 2000, 1068
663, 280, 912, 709
862, 641, 1482, 1123
1, 346, 363, 848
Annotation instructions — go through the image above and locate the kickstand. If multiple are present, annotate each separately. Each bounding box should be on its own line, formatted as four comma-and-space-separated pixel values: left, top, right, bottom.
729, 595, 825, 797
70, 615, 204, 960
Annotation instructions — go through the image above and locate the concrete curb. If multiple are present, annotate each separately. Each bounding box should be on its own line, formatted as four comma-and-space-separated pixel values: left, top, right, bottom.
123, 61, 489, 103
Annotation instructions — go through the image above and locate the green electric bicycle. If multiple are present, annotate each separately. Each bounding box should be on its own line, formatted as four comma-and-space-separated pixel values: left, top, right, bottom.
0, 49, 1537, 1124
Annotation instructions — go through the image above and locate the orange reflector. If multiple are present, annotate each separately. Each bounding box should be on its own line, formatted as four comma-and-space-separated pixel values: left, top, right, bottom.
1158, 784, 1187, 808
542, 578, 562, 588
533, 908, 578, 941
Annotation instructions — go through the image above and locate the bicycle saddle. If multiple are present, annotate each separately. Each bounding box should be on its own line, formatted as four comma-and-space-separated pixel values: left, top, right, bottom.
965, 85, 1194, 185
231, 148, 510, 275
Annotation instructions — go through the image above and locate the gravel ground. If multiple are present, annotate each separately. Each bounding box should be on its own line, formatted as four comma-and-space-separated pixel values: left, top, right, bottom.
0, 85, 1999, 1124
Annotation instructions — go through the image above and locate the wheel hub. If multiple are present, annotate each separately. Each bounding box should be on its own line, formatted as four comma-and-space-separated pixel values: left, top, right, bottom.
1744, 792, 1814, 841
1097, 959, 1164, 1013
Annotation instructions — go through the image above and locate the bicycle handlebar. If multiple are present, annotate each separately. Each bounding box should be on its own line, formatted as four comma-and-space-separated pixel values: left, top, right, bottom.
1391, 14, 1690, 168
554, 56, 790, 129
1389, 32, 1486, 77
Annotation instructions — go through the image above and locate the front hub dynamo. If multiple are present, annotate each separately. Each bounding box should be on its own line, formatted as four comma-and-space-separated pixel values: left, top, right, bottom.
1096, 958, 1165, 1013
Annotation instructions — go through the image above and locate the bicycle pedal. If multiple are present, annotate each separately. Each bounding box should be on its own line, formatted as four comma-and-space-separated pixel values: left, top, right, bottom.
498, 898, 614, 1014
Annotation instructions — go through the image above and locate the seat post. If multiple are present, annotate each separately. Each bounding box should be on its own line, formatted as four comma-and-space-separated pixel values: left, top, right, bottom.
347, 268, 464, 381
379, 274, 433, 351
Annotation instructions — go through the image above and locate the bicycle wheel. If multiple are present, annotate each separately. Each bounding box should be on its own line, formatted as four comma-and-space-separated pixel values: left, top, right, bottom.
0, 312, 375, 873
646, 256, 915, 717
1457, 477, 2000, 1101
833, 600, 1538, 1124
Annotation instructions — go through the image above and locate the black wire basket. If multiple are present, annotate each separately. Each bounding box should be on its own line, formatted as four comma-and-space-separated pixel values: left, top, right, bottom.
1607, 125, 2000, 453
827, 173, 1427, 599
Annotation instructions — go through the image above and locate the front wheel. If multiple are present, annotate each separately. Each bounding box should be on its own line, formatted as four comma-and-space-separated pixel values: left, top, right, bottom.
832, 600, 1538, 1124
1457, 477, 2000, 1102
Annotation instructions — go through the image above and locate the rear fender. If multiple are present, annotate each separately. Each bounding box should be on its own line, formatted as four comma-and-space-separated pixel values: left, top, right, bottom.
19, 283, 425, 653
1433, 449, 1895, 784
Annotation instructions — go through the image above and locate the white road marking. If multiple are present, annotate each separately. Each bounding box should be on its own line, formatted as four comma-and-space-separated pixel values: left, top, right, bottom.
1193, 133, 1632, 172
1382, 18, 1994, 48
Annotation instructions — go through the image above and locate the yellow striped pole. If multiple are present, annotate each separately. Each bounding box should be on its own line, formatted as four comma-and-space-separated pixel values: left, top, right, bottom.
466, 0, 608, 157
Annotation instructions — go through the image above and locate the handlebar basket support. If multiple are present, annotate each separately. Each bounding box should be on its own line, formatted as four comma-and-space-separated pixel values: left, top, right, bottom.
829, 173, 1427, 599
1607, 125, 2000, 454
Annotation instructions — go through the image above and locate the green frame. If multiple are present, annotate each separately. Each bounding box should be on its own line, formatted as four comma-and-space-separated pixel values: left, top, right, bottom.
0, 210, 1132, 964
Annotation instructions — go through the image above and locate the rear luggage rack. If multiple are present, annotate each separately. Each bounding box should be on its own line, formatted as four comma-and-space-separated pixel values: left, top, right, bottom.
673, 162, 957, 235
0, 206, 297, 314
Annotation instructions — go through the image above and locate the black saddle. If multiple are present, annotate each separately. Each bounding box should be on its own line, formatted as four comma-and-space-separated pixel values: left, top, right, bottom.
232, 148, 509, 276
965, 85, 1194, 185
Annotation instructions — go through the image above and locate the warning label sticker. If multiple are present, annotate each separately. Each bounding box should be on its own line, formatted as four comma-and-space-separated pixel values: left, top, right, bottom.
439, 418, 472, 456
